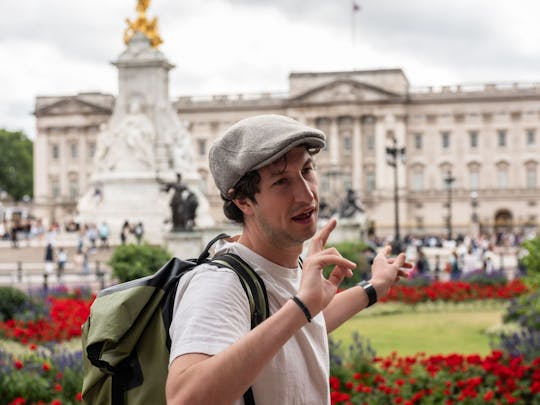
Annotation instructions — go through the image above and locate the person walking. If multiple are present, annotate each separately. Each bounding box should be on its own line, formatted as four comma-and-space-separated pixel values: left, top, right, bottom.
57, 247, 68, 281
166, 115, 410, 404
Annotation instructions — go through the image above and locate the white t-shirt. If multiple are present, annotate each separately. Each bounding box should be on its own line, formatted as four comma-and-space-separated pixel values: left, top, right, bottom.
169, 241, 330, 405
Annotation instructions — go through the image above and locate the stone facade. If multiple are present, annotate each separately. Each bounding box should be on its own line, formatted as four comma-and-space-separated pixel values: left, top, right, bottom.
34, 69, 540, 238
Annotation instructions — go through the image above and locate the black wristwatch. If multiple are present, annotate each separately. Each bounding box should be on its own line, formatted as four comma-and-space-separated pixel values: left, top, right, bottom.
358, 280, 377, 307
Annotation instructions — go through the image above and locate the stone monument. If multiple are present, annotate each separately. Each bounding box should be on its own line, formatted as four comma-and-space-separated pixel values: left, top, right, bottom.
78, 0, 214, 244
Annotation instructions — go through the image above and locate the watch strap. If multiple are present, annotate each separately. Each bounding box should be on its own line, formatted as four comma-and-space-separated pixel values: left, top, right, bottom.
358, 280, 377, 307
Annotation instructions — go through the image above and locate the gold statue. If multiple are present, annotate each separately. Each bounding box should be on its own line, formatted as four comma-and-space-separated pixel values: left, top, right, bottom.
124, 0, 163, 48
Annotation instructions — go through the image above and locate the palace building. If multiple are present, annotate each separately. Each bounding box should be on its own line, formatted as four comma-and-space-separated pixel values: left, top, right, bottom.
34, 67, 540, 239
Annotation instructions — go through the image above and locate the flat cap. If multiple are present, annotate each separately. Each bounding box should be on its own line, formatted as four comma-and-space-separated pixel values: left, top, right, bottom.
209, 114, 326, 196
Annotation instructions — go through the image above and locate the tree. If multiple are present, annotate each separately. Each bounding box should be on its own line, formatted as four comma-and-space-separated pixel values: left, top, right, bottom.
0, 129, 33, 201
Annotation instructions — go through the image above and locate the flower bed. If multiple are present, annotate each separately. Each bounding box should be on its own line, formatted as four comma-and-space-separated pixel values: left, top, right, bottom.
0, 344, 83, 405
0, 297, 93, 344
330, 350, 540, 404
381, 280, 528, 305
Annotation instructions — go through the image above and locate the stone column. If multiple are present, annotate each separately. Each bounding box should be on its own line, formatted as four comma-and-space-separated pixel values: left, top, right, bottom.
329, 117, 339, 166
352, 116, 362, 191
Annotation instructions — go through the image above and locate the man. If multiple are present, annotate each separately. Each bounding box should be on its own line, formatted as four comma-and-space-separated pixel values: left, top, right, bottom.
166, 115, 409, 404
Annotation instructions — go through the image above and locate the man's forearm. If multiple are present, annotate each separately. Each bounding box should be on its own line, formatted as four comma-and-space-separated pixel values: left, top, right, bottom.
323, 286, 368, 333
166, 299, 308, 405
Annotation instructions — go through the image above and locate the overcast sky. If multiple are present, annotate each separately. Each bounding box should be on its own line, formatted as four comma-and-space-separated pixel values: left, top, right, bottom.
2, 0, 540, 139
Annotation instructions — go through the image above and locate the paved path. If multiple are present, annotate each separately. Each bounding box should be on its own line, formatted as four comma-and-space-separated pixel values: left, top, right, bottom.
0, 233, 115, 292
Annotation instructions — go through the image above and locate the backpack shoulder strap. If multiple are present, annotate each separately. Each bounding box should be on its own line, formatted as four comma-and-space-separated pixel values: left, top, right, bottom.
211, 253, 269, 328
210, 252, 268, 405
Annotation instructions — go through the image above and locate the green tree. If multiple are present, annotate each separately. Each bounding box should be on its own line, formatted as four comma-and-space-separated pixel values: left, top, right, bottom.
0, 129, 33, 201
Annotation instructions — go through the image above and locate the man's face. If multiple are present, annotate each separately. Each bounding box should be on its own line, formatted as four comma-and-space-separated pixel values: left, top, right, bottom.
245, 147, 319, 248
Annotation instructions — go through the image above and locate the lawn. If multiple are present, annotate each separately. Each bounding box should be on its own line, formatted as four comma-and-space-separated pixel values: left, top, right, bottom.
331, 302, 507, 357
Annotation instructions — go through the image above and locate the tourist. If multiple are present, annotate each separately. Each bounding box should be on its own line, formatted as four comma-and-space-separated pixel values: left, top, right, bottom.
98, 222, 109, 248
57, 247, 68, 281
120, 220, 130, 245
133, 222, 144, 244
166, 114, 411, 404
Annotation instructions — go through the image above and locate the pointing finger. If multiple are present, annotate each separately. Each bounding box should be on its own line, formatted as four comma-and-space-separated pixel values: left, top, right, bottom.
308, 218, 336, 255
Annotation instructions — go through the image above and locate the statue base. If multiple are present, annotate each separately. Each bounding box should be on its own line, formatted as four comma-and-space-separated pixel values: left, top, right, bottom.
164, 224, 242, 258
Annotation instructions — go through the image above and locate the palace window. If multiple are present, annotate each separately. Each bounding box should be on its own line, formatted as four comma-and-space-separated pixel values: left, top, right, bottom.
414, 133, 422, 150
51, 179, 60, 199
197, 139, 207, 156
469, 130, 479, 148
69, 177, 79, 200
526, 129, 536, 146
497, 165, 508, 189
412, 172, 423, 191
366, 170, 376, 193
526, 164, 537, 189
441, 131, 450, 149
362, 116, 376, 152
52, 144, 59, 160
342, 134, 352, 154
88, 142, 96, 159
497, 130, 507, 147
70, 143, 78, 159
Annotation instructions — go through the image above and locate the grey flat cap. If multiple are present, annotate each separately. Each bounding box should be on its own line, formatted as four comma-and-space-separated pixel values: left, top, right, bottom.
209, 114, 326, 196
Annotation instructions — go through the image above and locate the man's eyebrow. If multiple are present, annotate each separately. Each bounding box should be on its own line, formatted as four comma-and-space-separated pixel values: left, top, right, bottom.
268, 156, 314, 177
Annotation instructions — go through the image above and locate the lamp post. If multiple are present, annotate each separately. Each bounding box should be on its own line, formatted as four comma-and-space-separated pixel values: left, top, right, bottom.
385, 135, 406, 254
470, 191, 479, 239
444, 170, 456, 241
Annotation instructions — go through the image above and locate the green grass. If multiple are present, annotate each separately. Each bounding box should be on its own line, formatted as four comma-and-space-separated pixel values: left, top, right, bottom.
331, 303, 506, 357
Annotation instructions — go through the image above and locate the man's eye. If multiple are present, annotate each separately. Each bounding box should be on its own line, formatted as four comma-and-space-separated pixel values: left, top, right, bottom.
273, 178, 288, 186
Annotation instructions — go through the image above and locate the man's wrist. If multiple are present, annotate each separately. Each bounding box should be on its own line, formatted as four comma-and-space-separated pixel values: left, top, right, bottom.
368, 279, 391, 301
358, 280, 377, 307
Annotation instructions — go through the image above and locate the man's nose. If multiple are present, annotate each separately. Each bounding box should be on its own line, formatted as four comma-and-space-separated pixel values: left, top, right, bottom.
293, 177, 315, 202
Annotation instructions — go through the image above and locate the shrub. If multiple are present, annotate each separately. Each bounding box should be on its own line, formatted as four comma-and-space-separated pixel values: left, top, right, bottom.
108, 243, 171, 282
521, 237, 540, 288
325, 241, 369, 289
496, 238, 540, 361
498, 290, 540, 361
0, 287, 30, 321
461, 269, 507, 286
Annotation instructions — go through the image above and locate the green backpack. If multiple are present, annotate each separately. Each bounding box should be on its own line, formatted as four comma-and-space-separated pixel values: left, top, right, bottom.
81, 234, 269, 405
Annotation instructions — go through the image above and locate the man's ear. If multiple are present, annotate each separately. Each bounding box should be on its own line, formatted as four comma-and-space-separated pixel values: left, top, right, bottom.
233, 197, 253, 215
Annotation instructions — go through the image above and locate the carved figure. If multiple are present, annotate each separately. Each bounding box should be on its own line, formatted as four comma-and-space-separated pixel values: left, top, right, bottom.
339, 189, 364, 218
159, 173, 198, 231
94, 97, 156, 172
124, 0, 163, 47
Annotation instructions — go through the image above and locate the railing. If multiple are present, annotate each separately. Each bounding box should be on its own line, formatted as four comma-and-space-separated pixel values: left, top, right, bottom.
0, 261, 111, 292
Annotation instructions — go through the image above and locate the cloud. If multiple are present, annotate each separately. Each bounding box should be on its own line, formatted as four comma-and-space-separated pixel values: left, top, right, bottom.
1, 0, 540, 138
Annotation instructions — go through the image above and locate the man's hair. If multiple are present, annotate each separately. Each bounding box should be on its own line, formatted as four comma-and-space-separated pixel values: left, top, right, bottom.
221, 145, 319, 223
222, 170, 261, 223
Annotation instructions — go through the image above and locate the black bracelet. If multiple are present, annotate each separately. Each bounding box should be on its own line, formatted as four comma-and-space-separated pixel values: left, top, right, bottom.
291, 296, 312, 322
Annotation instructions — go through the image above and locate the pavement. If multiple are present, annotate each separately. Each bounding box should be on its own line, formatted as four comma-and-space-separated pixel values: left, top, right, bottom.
0, 233, 115, 292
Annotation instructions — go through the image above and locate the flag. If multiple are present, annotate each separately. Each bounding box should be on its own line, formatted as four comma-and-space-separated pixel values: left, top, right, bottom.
353, 1, 361, 12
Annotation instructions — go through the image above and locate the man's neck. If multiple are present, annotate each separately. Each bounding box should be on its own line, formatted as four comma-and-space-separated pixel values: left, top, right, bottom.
237, 231, 303, 268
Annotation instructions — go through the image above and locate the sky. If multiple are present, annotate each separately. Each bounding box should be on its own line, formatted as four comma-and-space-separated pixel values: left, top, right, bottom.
1, 0, 540, 139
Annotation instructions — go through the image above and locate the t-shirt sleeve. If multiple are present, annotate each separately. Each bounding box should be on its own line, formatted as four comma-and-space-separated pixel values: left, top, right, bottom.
169, 264, 251, 365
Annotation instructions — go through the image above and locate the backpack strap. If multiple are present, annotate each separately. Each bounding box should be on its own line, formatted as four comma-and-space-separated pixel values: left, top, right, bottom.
210, 253, 269, 405
212, 253, 269, 328
197, 233, 231, 263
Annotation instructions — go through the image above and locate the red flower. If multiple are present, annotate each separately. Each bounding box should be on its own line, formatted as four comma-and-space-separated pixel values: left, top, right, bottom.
484, 390, 494, 400
14, 360, 23, 369
54, 383, 63, 392
75, 392, 83, 401
8, 398, 26, 405
51, 400, 63, 405
42, 362, 51, 372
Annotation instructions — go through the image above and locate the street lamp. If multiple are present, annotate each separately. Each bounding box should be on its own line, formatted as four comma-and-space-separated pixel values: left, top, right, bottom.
444, 170, 456, 241
470, 191, 479, 238
385, 135, 406, 254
